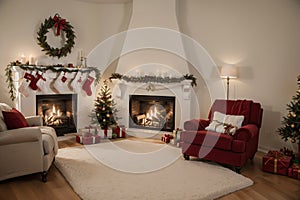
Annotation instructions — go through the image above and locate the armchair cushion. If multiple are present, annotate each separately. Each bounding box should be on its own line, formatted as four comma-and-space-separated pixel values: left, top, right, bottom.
2, 108, 29, 130
184, 119, 210, 131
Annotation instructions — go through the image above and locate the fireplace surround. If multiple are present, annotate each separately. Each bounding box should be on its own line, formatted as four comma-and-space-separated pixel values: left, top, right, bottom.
129, 95, 175, 132
36, 94, 77, 135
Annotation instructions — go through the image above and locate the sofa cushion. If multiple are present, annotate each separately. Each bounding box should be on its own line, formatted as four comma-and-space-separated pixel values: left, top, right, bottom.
2, 108, 29, 130
0, 103, 12, 131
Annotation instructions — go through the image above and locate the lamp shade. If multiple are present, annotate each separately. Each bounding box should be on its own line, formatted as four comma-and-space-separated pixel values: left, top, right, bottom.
220, 65, 237, 78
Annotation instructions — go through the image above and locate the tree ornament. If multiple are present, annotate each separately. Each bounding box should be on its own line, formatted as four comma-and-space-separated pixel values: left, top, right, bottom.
102, 107, 105, 111
37, 14, 75, 58
291, 124, 295, 128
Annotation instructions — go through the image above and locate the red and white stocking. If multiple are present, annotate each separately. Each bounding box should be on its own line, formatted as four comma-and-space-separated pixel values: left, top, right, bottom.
36, 72, 47, 93
82, 73, 95, 96
29, 72, 43, 90
18, 72, 34, 97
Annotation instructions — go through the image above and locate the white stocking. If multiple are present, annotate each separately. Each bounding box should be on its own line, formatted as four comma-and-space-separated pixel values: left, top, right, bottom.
53, 72, 71, 94
70, 71, 85, 93
18, 78, 31, 97
36, 73, 47, 93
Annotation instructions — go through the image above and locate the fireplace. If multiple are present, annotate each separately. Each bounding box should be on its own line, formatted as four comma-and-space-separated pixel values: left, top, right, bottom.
129, 95, 175, 132
36, 94, 77, 136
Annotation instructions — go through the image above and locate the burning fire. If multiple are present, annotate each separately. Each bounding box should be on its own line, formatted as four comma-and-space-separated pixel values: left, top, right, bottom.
45, 105, 63, 125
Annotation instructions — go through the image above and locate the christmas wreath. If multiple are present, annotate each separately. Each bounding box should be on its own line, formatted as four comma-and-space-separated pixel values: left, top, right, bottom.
37, 14, 75, 58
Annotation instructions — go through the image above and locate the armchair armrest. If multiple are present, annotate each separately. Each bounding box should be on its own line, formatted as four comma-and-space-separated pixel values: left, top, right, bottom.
0, 127, 42, 145
235, 124, 259, 141
26, 116, 43, 126
184, 119, 210, 131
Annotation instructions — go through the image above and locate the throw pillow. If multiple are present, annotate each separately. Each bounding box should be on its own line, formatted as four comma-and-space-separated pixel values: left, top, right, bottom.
205, 111, 244, 135
2, 108, 29, 130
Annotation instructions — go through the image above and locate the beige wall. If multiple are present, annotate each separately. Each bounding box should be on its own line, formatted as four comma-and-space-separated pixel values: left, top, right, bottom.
0, 0, 132, 103
0, 0, 299, 151
178, 0, 300, 151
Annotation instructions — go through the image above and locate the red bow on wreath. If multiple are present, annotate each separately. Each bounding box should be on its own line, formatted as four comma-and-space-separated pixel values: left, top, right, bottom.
53, 14, 66, 36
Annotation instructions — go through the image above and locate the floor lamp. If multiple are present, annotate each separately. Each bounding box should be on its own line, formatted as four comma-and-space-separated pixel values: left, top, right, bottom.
220, 65, 237, 100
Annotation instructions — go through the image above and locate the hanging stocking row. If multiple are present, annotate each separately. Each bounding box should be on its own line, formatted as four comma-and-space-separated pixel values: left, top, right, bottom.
18, 70, 97, 96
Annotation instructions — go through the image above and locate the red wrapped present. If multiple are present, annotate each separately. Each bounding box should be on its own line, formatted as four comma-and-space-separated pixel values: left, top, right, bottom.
161, 134, 174, 144
288, 163, 300, 180
114, 126, 126, 138
76, 134, 100, 145
262, 150, 292, 175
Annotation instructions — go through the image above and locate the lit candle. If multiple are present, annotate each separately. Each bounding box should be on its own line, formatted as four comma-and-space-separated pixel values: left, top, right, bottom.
29, 55, 34, 65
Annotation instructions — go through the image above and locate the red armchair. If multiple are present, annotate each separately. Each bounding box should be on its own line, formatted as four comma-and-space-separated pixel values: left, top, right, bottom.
181, 99, 263, 173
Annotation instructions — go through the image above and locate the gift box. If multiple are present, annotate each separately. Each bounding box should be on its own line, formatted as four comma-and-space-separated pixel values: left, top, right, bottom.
262, 150, 292, 175
114, 126, 126, 138
288, 163, 300, 180
76, 134, 100, 145
161, 134, 174, 144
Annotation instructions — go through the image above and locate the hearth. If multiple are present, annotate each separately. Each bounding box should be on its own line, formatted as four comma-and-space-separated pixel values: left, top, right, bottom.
36, 94, 77, 136
129, 95, 175, 132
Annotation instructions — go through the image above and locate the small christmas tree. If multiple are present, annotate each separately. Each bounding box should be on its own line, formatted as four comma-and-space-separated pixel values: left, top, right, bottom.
92, 80, 118, 129
278, 75, 300, 157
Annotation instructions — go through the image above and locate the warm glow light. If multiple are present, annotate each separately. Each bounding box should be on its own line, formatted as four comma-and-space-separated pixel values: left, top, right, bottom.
220, 64, 237, 79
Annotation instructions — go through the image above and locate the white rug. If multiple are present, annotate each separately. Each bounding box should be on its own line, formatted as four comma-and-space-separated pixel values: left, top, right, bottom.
55, 140, 253, 200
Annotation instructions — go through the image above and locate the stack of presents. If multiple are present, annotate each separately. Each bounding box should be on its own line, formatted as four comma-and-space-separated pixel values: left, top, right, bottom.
161, 128, 182, 147
262, 147, 300, 180
76, 125, 126, 145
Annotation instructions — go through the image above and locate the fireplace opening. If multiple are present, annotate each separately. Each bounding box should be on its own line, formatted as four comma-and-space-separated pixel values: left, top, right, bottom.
36, 94, 77, 136
129, 95, 175, 132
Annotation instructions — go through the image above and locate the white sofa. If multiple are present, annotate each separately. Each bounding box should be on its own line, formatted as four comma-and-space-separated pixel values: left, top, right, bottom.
0, 103, 58, 182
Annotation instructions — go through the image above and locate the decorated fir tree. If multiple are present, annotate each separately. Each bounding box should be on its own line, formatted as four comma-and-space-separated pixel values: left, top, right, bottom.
278, 75, 300, 157
92, 80, 118, 129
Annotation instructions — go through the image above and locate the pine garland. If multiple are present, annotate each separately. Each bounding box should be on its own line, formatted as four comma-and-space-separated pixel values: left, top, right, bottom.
5, 61, 101, 101
109, 73, 197, 87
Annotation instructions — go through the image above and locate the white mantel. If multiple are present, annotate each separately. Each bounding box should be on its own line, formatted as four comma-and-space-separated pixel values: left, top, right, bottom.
13, 66, 96, 130
112, 78, 193, 135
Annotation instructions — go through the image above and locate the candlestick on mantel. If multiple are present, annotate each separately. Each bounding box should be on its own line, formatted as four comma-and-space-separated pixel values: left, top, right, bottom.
20, 55, 26, 64
29, 55, 34, 65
